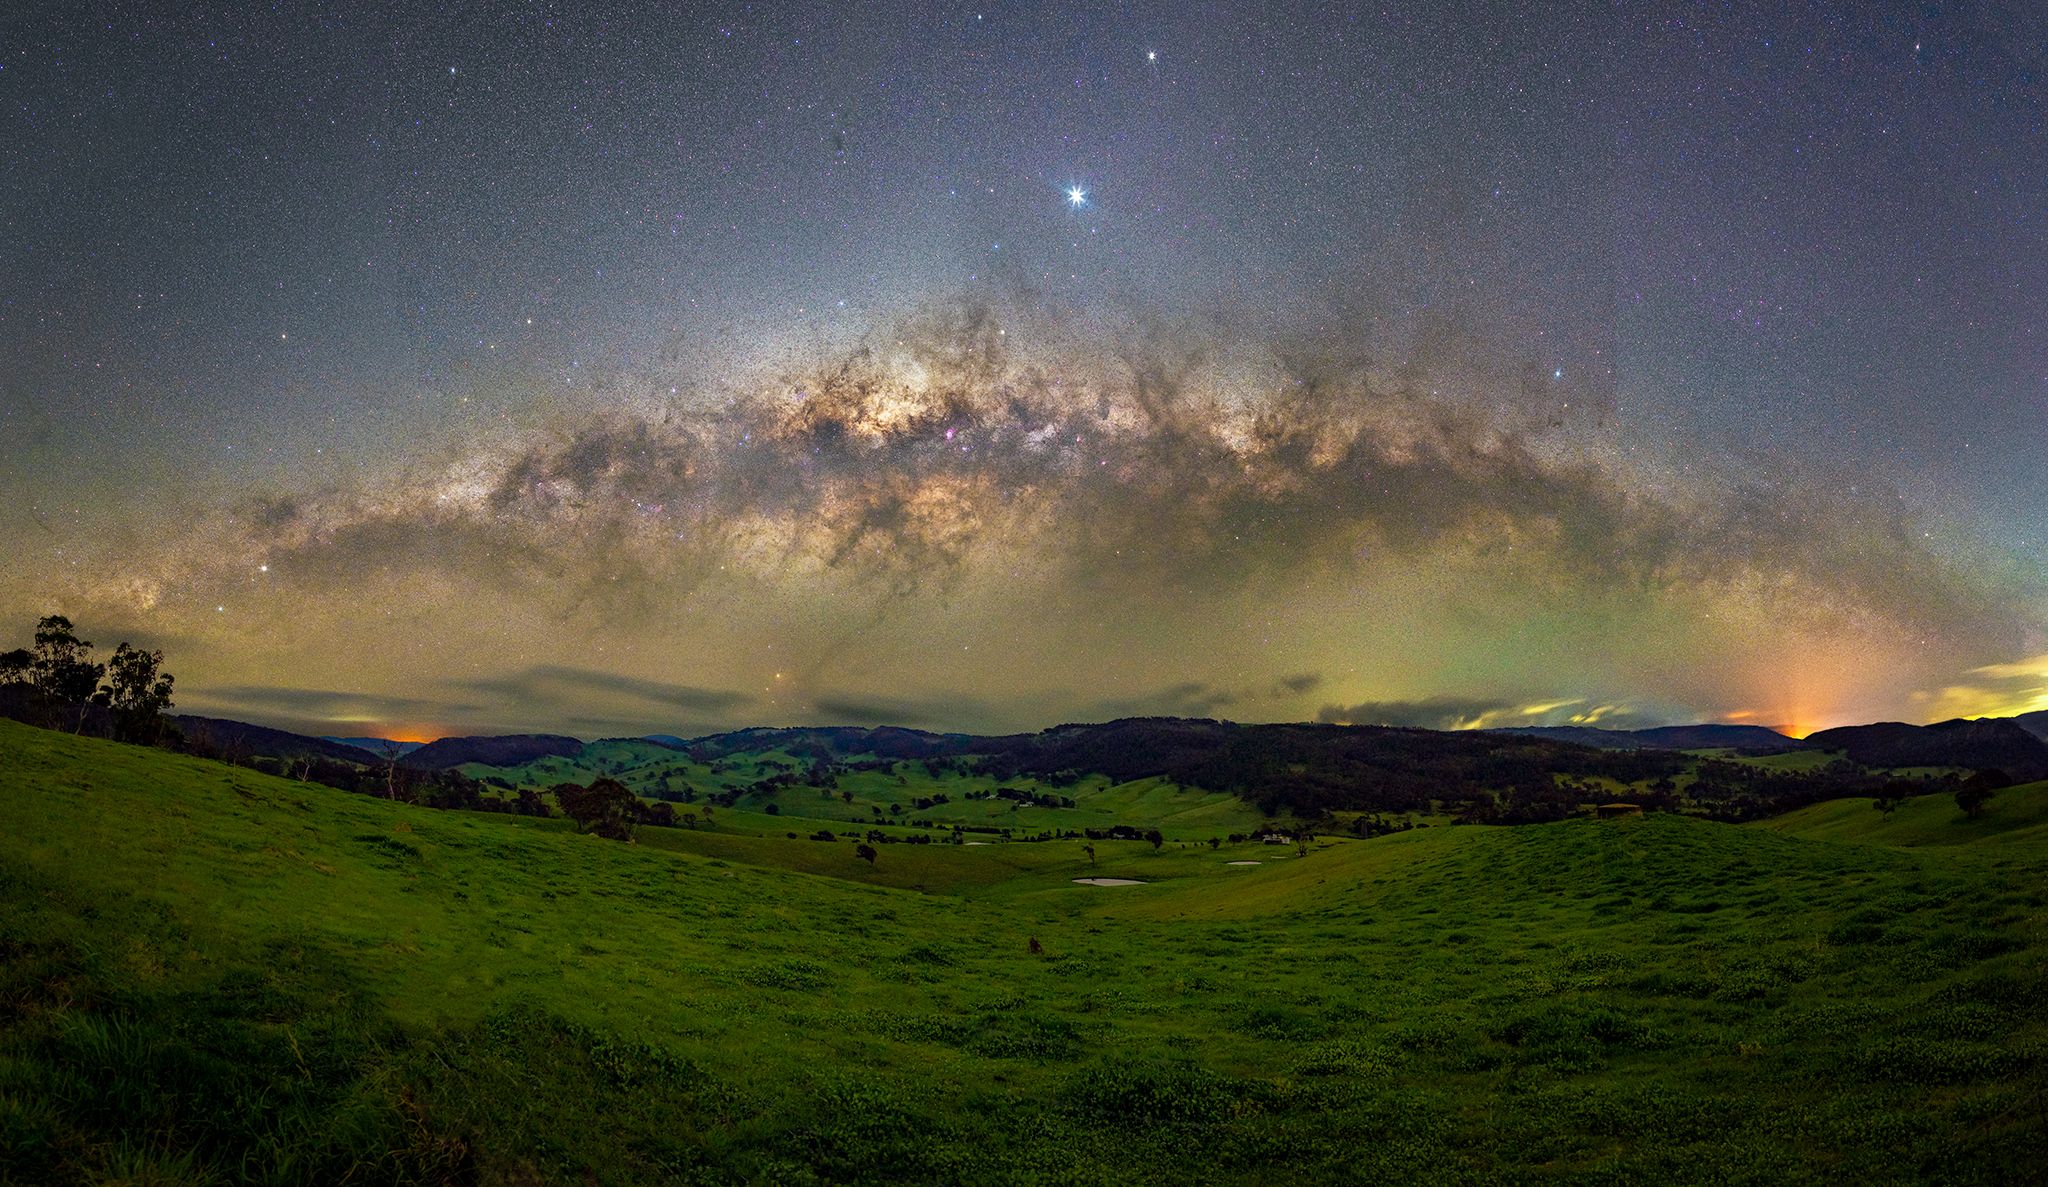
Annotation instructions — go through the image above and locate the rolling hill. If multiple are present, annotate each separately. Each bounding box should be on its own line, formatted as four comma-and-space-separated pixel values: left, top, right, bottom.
170, 714, 381, 764
1498, 723, 1809, 751
1805, 717, 2048, 780
400, 732, 585, 769
1, 715, 2042, 1184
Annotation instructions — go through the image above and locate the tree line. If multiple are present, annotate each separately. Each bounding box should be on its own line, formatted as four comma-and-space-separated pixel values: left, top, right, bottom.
0, 615, 174, 742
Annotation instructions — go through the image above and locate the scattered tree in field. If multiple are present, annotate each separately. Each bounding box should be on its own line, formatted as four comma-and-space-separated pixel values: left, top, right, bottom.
558, 777, 639, 841
1083, 843, 1097, 866
1873, 793, 1902, 819
1145, 829, 1164, 850
854, 843, 878, 865
1955, 770, 2007, 820
1207, 837, 1220, 849
96, 642, 174, 743
1028, 936, 1043, 955
368, 739, 411, 799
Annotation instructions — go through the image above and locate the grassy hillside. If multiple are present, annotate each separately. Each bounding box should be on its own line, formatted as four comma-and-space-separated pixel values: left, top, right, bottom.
1758, 780, 2048, 847
2, 717, 2043, 1184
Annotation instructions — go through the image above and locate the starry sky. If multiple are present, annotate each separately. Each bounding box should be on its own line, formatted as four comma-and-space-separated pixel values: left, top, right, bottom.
3, 2, 2045, 741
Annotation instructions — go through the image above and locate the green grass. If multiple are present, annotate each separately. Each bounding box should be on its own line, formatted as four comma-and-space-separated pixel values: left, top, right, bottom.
2, 717, 2044, 1184
1706, 746, 1843, 772
1758, 780, 2048, 847
467, 747, 1274, 842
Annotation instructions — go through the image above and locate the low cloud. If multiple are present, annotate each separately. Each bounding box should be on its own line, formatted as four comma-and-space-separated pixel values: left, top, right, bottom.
1914, 653, 2048, 722
184, 684, 462, 725
1316, 696, 1666, 732
808, 691, 995, 731
450, 666, 754, 714
181, 667, 757, 739
1086, 674, 1328, 721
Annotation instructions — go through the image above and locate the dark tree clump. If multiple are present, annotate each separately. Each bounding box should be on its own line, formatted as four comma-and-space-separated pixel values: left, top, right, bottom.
557, 778, 640, 841
96, 642, 175, 743
1955, 769, 2007, 820
30, 616, 105, 732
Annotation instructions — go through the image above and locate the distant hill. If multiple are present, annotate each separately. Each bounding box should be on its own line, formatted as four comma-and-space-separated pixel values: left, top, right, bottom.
443, 715, 1898, 821
1804, 718, 2048, 780
683, 725, 974, 762
170, 716, 380, 764
323, 737, 424, 756
401, 733, 584, 769
2013, 710, 2048, 742
1493, 723, 1806, 752
642, 734, 690, 748
967, 716, 1706, 818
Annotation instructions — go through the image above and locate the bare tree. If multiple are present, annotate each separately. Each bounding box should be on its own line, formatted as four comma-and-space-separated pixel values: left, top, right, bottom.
370, 739, 409, 799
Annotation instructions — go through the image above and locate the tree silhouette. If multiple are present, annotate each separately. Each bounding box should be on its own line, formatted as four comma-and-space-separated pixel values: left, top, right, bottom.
370, 739, 410, 799
558, 777, 639, 840
1955, 770, 2006, 820
96, 642, 174, 743
854, 843, 878, 865
1955, 783, 1994, 819
31, 616, 103, 732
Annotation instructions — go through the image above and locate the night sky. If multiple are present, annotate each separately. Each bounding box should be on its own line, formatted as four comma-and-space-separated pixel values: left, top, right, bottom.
3, 2, 2044, 740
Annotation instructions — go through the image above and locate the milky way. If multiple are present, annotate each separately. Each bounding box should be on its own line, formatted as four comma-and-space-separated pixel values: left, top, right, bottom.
14, 296, 2036, 738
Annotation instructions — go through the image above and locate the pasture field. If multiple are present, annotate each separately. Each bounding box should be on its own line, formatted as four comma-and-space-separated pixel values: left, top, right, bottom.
1, 717, 2043, 1185
464, 745, 1271, 843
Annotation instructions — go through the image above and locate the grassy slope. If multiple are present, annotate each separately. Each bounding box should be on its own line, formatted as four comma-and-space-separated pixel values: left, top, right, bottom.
2, 717, 2045, 1185
1757, 780, 2048, 847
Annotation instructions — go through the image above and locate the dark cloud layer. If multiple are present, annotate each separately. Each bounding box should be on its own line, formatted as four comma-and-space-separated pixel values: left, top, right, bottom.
450, 666, 754, 715
189, 685, 462, 723
179, 668, 757, 738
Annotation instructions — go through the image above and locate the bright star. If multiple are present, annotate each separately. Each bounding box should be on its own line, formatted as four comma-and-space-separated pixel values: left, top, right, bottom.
1147, 51, 1156, 62
1067, 186, 1087, 207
